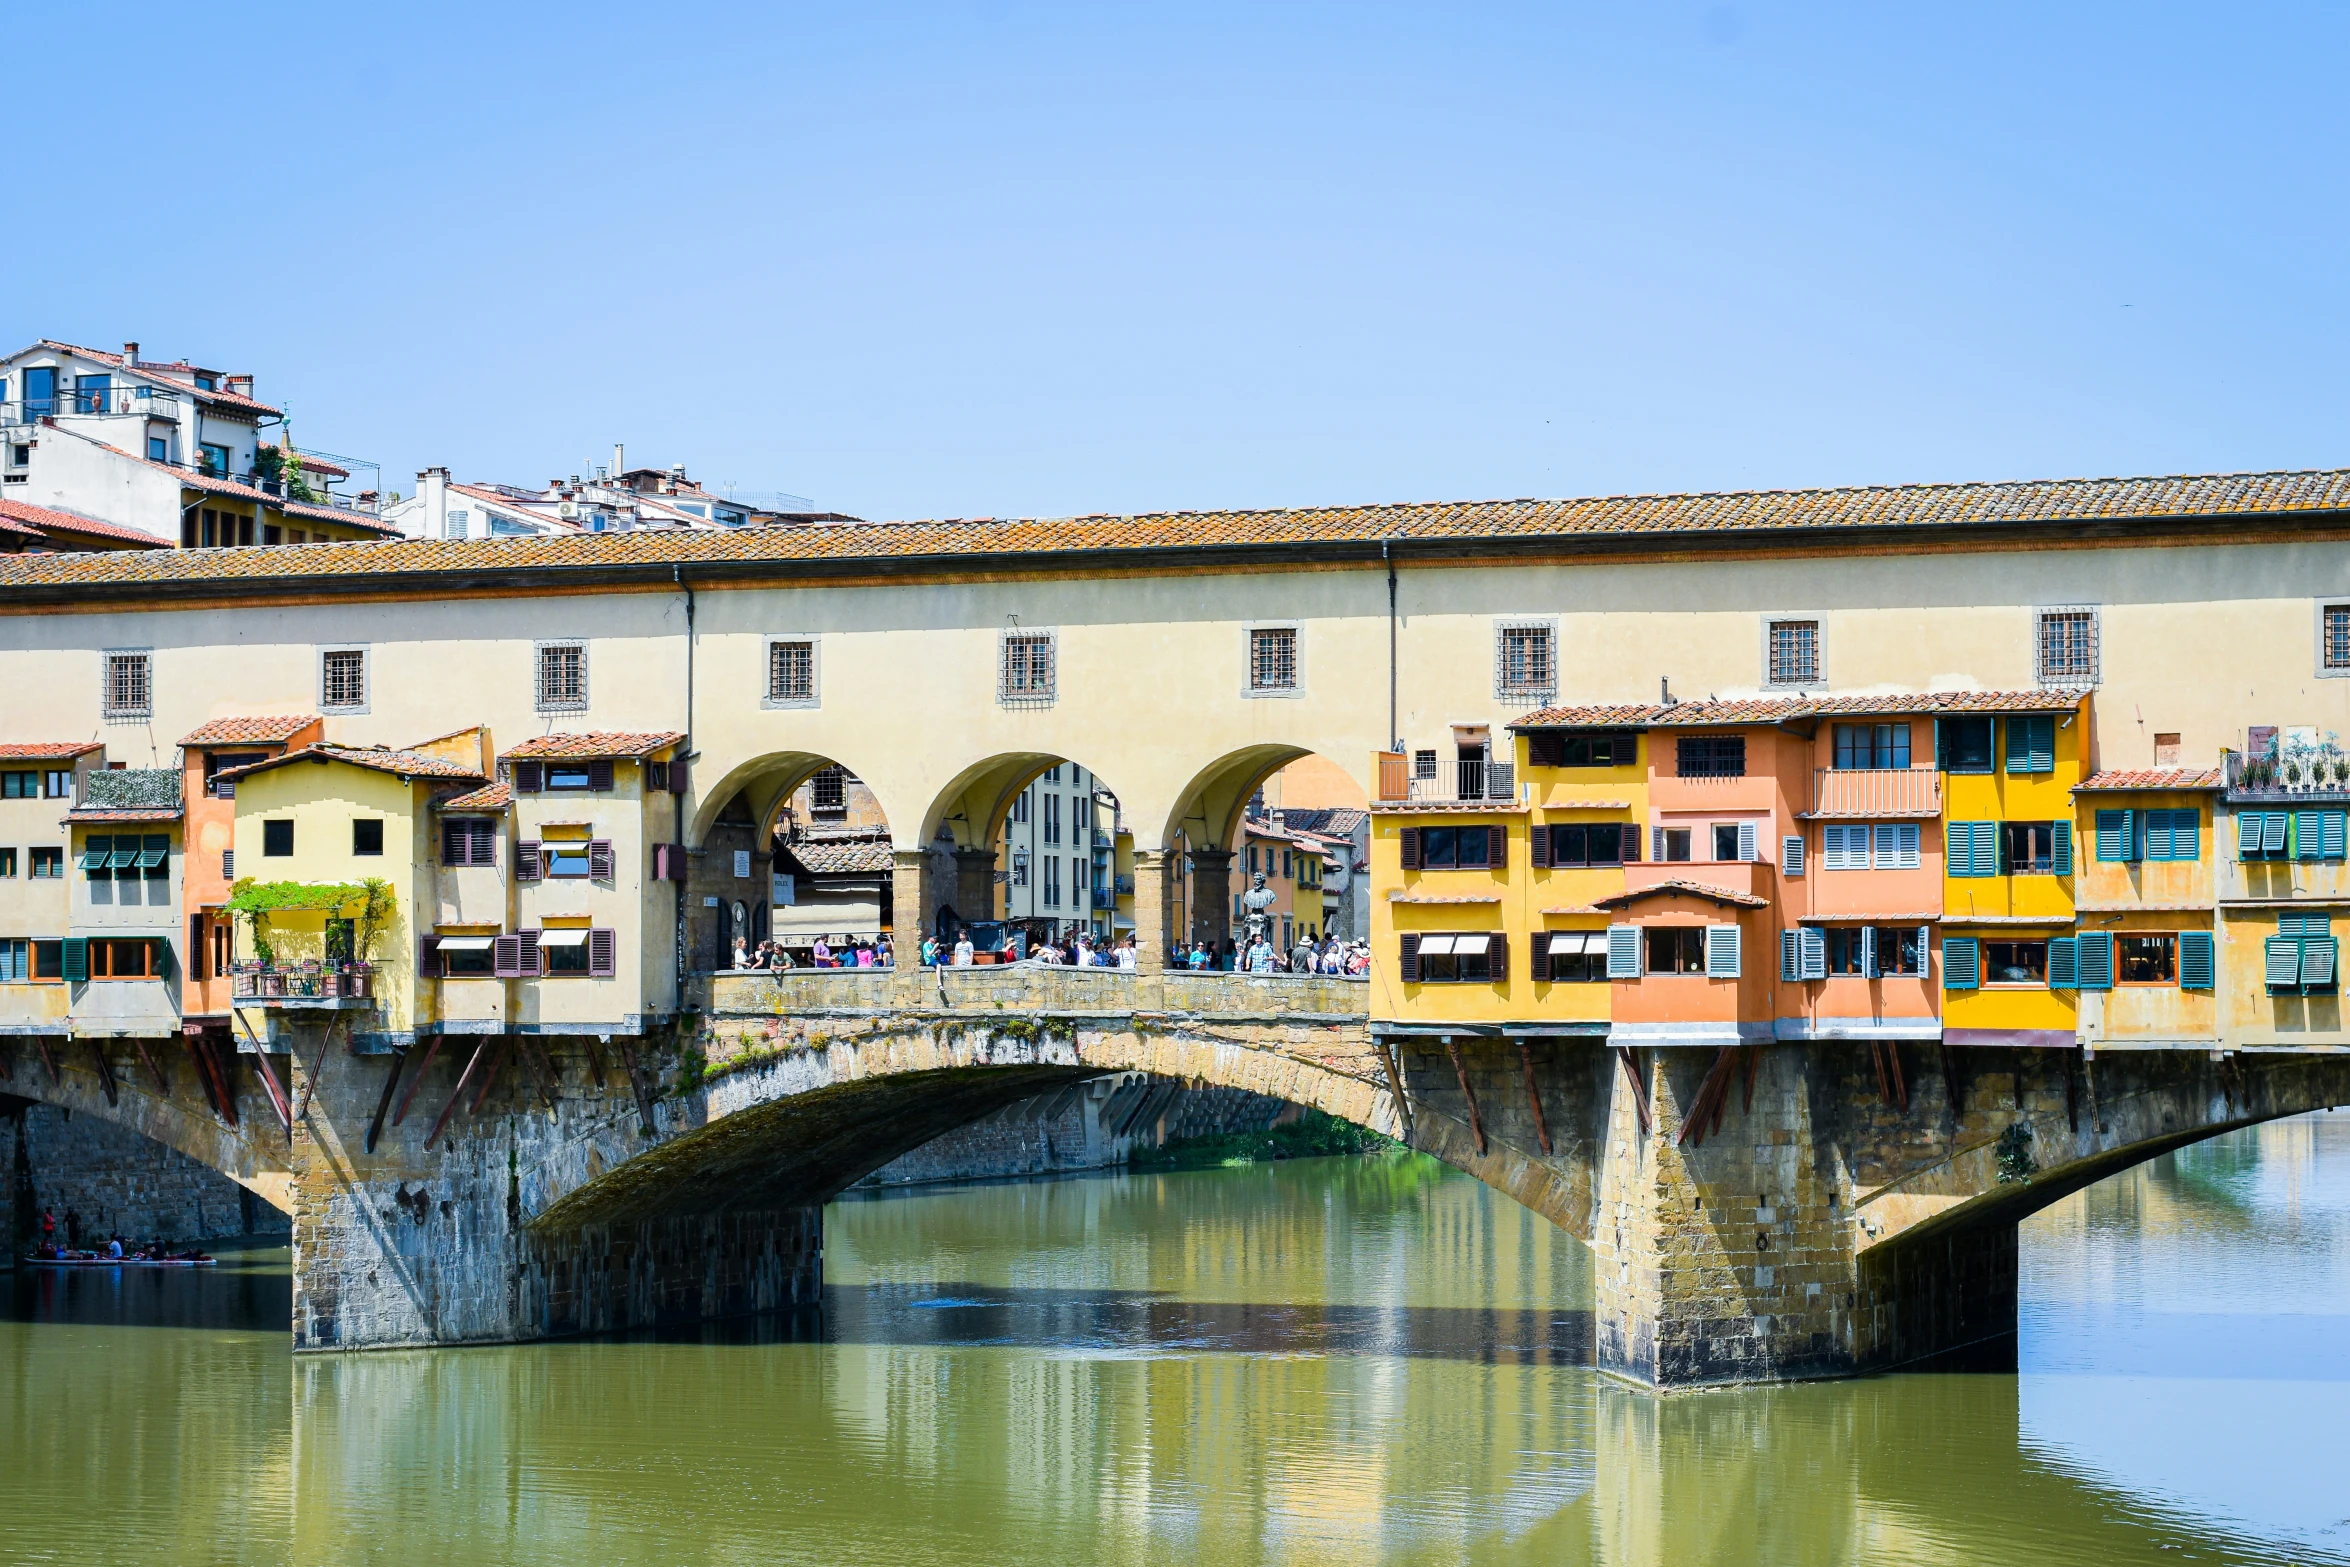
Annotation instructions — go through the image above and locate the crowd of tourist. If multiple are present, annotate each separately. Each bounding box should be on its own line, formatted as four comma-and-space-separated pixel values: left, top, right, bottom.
730, 928, 1366, 975
732, 936, 893, 971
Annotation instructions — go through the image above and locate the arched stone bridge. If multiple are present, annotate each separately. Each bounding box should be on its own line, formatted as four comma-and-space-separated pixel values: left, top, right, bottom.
7, 981, 2346, 1388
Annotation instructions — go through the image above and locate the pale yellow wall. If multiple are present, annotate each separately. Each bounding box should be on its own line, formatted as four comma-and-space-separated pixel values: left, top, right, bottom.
511, 762, 666, 1028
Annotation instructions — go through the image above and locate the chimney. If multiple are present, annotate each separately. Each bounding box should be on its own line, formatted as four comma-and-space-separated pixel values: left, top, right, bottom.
418, 467, 450, 539
122, 341, 139, 365
225, 374, 253, 398
613, 442, 624, 478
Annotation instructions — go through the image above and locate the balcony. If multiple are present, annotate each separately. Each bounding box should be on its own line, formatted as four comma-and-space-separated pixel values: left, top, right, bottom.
4, 386, 185, 426
1807, 767, 1942, 818
1376, 752, 1516, 805
2224, 748, 2350, 805
230, 961, 378, 1008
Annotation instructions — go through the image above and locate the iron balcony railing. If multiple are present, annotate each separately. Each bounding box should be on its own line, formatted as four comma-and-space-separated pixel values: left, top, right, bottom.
230, 961, 377, 1002
1375, 751, 1516, 804
1809, 767, 1942, 817
4, 387, 187, 424
2225, 747, 2350, 802
162, 459, 383, 516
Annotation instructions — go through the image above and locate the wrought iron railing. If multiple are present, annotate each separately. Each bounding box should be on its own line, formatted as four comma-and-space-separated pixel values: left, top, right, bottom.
2225, 748, 2350, 802
230, 961, 377, 1001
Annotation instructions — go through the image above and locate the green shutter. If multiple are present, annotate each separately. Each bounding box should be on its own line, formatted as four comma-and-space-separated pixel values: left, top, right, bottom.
2076, 930, 2113, 991
2280, 912, 2331, 938
1943, 936, 1979, 990
2266, 936, 2304, 991
2179, 930, 2215, 990
60, 937, 88, 982
2052, 820, 2073, 877
2304, 937, 2338, 990
2297, 811, 2325, 861
2262, 813, 2289, 856
2046, 936, 2078, 989
2002, 716, 2055, 774
152, 938, 174, 981
2096, 809, 2136, 862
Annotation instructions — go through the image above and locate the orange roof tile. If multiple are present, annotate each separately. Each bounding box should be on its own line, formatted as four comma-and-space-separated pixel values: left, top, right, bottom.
217, 742, 483, 785
179, 715, 319, 746
64, 806, 183, 823
438, 780, 512, 811
2074, 768, 2224, 792
502, 731, 683, 761
1591, 879, 1770, 910
4, 465, 2349, 597
0, 741, 103, 762
0, 497, 172, 548
1511, 689, 2084, 729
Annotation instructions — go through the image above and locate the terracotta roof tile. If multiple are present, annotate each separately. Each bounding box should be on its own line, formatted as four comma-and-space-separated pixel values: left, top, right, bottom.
780, 835, 895, 875
1511, 689, 2085, 729
1591, 879, 1771, 910
218, 742, 483, 785
2074, 768, 2224, 792
179, 715, 319, 746
438, 780, 512, 811
7, 465, 2350, 594
502, 731, 684, 760
0, 497, 172, 548
261, 446, 350, 481
0, 741, 103, 762
64, 806, 183, 823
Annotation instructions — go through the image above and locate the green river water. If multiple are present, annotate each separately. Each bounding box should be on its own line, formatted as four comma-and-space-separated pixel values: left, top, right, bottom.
5, 1112, 2348, 1566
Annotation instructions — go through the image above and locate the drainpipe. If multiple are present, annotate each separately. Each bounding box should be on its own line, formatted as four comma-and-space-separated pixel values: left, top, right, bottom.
673, 565, 696, 1006
1384, 540, 1400, 751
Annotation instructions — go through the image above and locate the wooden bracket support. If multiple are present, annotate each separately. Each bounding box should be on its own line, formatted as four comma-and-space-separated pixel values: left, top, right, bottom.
133, 1039, 169, 1098
516, 1037, 560, 1113
1615, 1046, 1651, 1136
426, 1039, 492, 1151
35, 1038, 60, 1087
246, 1039, 293, 1142
582, 1036, 608, 1093
295, 1016, 342, 1124
615, 1037, 660, 1138
365, 1049, 408, 1155
1373, 1040, 1412, 1141
1444, 1039, 1487, 1156
89, 1041, 119, 1108
1515, 1040, 1552, 1156
391, 1035, 445, 1127
1940, 1044, 1964, 1119
1677, 1047, 1740, 1148
468, 1040, 512, 1116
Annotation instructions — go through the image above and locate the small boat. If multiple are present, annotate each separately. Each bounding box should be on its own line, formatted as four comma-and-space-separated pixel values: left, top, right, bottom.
22, 1254, 217, 1269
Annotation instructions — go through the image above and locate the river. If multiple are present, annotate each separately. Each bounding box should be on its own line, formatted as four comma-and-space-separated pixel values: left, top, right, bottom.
5, 1111, 2347, 1566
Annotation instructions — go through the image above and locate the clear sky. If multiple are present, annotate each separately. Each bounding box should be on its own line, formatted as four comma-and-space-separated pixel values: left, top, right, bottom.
17, 3, 2348, 522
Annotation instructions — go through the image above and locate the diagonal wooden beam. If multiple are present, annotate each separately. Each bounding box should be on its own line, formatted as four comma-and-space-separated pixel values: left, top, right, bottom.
35, 1038, 60, 1087
295, 1015, 341, 1124
1677, 1047, 1739, 1148
365, 1049, 408, 1155
581, 1035, 607, 1093
240, 1018, 293, 1142
1515, 1040, 1552, 1156
467, 1039, 512, 1116
1444, 1038, 1487, 1156
425, 1039, 492, 1151
392, 1034, 445, 1127
1616, 1046, 1651, 1136
89, 1041, 119, 1108
133, 1039, 169, 1097
614, 1037, 659, 1138
1373, 1039, 1412, 1141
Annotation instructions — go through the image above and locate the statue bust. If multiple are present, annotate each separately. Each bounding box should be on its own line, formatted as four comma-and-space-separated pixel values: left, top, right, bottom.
1242, 870, 1277, 943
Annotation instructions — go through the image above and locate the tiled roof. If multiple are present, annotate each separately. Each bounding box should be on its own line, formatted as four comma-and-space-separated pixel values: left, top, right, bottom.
1591, 879, 1771, 910
179, 715, 318, 746
154, 454, 399, 534
1511, 689, 2085, 729
7, 464, 2350, 594
438, 780, 512, 811
217, 742, 484, 785
1269, 806, 1370, 839
64, 806, 183, 823
2074, 768, 2224, 792
261, 446, 350, 481
502, 731, 683, 760
18, 342, 282, 415
0, 497, 171, 548
0, 741, 102, 762
780, 834, 895, 875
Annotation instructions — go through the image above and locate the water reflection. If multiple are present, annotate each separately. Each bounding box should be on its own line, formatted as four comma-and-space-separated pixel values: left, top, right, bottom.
5, 1120, 2348, 1565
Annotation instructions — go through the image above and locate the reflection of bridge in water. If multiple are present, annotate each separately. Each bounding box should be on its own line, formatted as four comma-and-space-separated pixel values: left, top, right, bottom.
7, 967, 2347, 1390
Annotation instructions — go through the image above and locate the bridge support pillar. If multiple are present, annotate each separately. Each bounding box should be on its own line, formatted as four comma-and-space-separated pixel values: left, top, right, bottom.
954, 847, 998, 923
1589, 1043, 2016, 1389
1131, 850, 1170, 973
1186, 848, 1232, 958
893, 847, 935, 951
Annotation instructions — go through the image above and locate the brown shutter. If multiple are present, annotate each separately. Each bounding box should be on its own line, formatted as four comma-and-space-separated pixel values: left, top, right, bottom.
1620, 822, 1642, 862
588, 758, 614, 792
188, 912, 207, 982
517, 841, 542, 882
1526, 731, 1564, 769
514, 760, 543, 794
667, 758, 688, 795
517, 929, 542, 978
492, 935, 522, 978
589, 839, 614, 880
1487, 826, 1508, 866
418, 935, 442, 978
1530, 931, 1551, 982
1530, 823, 1552, 868
1398, 932, 1421, 983
588, 928, 616, 977
1487, 931, 1507, 981
1399, 828, 1420, 870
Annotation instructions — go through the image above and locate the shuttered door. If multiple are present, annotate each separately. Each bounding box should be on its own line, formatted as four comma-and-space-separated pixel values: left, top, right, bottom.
589, 928, 616, 978
1606, 925, 1642, 979
1942, 937, 1979, 990
2076, 931, 2113, 991
2179, 930, 2215, 990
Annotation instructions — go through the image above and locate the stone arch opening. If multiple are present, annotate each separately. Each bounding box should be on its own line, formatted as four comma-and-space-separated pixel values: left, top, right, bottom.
685, 749, 902, 973
1157, 746, 1371, 969
916, 751, 1133, 955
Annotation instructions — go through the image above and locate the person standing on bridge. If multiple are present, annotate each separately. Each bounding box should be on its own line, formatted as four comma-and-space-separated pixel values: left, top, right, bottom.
952, 934, 974, 967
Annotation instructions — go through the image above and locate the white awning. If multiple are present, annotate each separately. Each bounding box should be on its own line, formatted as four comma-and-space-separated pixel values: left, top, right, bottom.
1415, 934, 1457, 956
1452, 933, 1491, 955
536, 929, 591, 947
1548, 931, 1594, 955
437, 937, 495, 951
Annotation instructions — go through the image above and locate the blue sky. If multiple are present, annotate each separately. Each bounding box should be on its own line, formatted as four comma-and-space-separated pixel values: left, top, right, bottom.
16, 3, 2347, 521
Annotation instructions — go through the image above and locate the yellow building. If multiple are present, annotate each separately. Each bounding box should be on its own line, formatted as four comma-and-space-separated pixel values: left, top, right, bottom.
2071, 768, 2221, 1047
0, 741, 103, 1034
2216, 744, 2350, 1046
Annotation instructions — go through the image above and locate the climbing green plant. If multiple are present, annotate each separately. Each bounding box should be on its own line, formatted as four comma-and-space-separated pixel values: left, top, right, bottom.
223, 878, 395, 965
1994, 1122, 2039, 1185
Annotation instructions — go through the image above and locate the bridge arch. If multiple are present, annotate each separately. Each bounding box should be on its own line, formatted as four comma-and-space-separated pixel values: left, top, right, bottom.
687, 746, 905, 853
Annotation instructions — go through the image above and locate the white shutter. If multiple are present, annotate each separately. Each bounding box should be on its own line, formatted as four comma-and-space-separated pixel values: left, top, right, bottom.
1892, 823, 1920, 869
1861, 925, 1879, 978
1737, 821, 1758, 862
1607, 924, 1643, 978
1706, 924, 1741, 978
1782, 834, 1805, 877
1821, 825, 1852, 870
1800, 926, 1826, 980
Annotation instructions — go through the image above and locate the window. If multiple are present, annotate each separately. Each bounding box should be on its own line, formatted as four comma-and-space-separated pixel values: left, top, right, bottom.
1875, 926, 1925, 976
0, 849, 13, 877
30, 847, 63, 878
263, 819, 294, 857
1766, 619, 1819, 686
1524, 729, 1636, 769
1409, 933, 1496, 983
1832, 723, 1911, 770
140, 835, 168, 881
1544, 823, 1625, 868
1656, 827, 1692, 863
1676, 737, 1745, 777
2143, 809, 2201, 862
1644, 927, 1707, 974
1413, 750, 1438, 781
1984, 941, 2048, 986
206, 751, 265, 797
1826, 928, 1870, 976
1044, 854, 1062, 907
147, 436, 168, 462
45, 769, 72, 798
90, 938, 162, 980
2001, 821, 2070, 875
29, 940, 63, 980
2266, 914, 2335, 993
1001, 632, 1056, 704
443, 818, 497, 867
352, 819, 383, 856
2118, 934, 2177, 984
2, 770, 33, 797
103, 651, 151, 719
198, 442, 230, 476
1247, 627, 1298, 693
321, 648, 367, 710
1938, 718, 1994, 773
544, 842, 591, 878
0, 938, 25, 980
1416, 826, 1493, 869
542, 932, 592, 975
222, 851, 233, 879
442, 939, 497, 977
810, 766, 847, 813
2004, 716, 2055, 774
1496, 622, 1555, 698
767, 640, 816, 705
1044, 792, 1062, 845
537, 643, 587, 710
1539, 931, 1604, 983
1012, 789, 1030, 824
1827, 822, 1919, 869
2037, 607, 2098, 686
2323, 604, 2350, 676
1822, 824, 1869, 870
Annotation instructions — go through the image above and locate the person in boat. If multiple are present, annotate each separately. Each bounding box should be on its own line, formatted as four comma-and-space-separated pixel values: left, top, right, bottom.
106, 1234, 124, 1259
40, 1208, 56, 1250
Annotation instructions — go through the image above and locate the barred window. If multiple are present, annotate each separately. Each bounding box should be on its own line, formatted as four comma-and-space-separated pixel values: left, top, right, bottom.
1677, 736, 1746, 778
1766, 619, 1819, 686
537, 643, 587, 710
810, 765, 846, 813
2325, 605, 2350, 672
769, 640, 815, 703
103, 652, 150, 718
2038, 608, 2098, 685
1002, 633, 1055, 702
1497, 623, 1554, 696
1248, 627, 1298, 692
321, 648, 367, 709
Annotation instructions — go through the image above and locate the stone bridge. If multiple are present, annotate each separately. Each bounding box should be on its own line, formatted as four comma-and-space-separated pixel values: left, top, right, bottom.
6, 974, 2346, 1389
